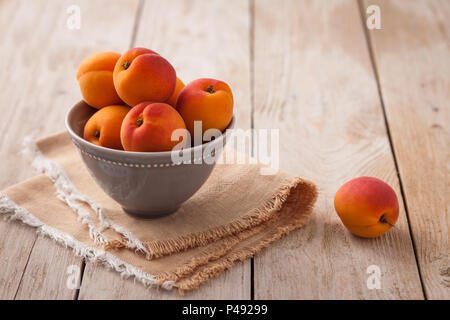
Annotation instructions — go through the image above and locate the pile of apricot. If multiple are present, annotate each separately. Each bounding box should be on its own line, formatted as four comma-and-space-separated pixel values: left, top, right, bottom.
77, 48, 233, 152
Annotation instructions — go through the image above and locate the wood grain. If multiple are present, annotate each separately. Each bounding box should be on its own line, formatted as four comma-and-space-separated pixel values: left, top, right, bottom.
78, 261, 250, 300
0, 222, 36, 299
0, 0, 41, 299
78, 0, 252, 299
0, 0, 139, 299
14, 236, 82, 300
363, 0, 449, 299
252, 0, 424, 299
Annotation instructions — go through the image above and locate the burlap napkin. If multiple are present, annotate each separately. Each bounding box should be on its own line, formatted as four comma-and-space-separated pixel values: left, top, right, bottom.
0, 132, 317, 293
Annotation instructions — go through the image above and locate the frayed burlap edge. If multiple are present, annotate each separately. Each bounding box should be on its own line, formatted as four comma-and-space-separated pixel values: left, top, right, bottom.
153, 178, 318, 293
0, 193, 174, 290
22, 135, 152, 258
106, 177, 317, 261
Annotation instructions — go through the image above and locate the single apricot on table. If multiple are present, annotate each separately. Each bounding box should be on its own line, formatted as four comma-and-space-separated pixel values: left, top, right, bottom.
84, 105, 130, 150
166, 77, 185, 108
113, 48, 176, 107
334, 176, 399, 238
76, 51, 123, 109
120, 102, 187, 152
176, 78, 233, 140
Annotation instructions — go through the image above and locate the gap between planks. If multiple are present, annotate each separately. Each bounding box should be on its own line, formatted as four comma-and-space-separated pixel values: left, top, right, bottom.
356, 0, 427, 299
13, 238, 38, 299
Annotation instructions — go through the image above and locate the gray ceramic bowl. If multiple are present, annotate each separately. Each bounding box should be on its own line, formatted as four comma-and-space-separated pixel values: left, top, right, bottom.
65, 101, 234, 219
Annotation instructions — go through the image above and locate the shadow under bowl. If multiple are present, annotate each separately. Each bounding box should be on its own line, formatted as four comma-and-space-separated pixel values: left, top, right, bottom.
65, 100, 235, 219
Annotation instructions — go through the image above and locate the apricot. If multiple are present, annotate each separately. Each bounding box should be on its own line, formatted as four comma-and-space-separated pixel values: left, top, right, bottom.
76, 51, 123, 109
166, 77, 185, 108
113, 48, 176, 107
84, 105, 130, 150
334, 177, 399, 238
176, 78, 233, 139
120, 102, 187, 152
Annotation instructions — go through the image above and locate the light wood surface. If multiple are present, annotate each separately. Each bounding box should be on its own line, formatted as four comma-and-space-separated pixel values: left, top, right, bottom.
0, 222, 36, 299
0, 0, 139, 299
252, 0, 423, 299
0, 0, 448, 299
364, 0, 449, 299
14, 236, 83, 300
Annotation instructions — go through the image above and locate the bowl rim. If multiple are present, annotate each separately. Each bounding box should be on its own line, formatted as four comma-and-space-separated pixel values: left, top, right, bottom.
65, 100, 235, 160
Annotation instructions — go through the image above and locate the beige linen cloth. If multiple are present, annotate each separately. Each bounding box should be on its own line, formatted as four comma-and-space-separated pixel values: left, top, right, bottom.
0, 132, 317, 293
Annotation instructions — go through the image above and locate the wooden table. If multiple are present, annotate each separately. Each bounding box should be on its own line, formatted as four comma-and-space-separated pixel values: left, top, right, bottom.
0, 0, 448, 300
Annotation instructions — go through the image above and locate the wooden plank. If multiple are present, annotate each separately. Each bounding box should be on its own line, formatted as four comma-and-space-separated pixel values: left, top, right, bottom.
0, 0, 139, 299
0, 0, 39, 300
14, 236, 82, 300
78, 261, 250, 300
0, 222, 36, 299
78, 0, 252, 299
363, 0, 449, 299
252, 0, 424, 299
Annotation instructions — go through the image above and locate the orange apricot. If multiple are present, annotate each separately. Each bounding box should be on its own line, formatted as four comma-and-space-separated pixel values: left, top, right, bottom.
166, 77, 185, 108
113, 48, 176, 107
83, 105, 130, 150
334, 176, 399, 238
76, 51, 123, 109
120, 102, 186, 152
175, 78, 233, 139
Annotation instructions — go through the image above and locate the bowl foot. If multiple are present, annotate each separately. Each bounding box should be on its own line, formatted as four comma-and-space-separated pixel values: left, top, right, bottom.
122, 207, 179, 219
